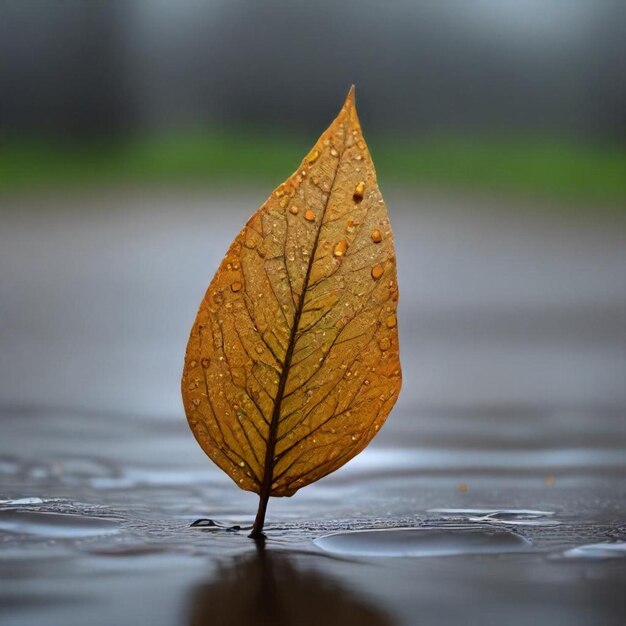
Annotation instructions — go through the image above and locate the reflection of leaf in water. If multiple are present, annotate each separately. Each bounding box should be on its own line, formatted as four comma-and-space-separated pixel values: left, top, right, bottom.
182, 86, 401, 537
187, 551, 392, 626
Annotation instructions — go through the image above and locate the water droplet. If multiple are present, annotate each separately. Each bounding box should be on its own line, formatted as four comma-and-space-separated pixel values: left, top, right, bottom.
231, 281, 242, 292
333, 239, 348, 257
353, 181, 365, 203
371, 229, 382, 243
289, 205, 299, 215
189, 360, 197, 367
371, 264, 384, 279
307, 149, 320, 164
239, 461, 245, 467
192, 398, 200, 406
330, 148, 338, 157
200, 358, 210, 369
304, 209, 316, 222
385, 315, 397, 328
255, 344, 264, 354
346, 220, 356, 234
378, 337, 390, 351
280, 196, 289, 208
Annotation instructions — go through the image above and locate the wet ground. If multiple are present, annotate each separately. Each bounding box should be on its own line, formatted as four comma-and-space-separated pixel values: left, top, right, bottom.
1, 188, 625, 625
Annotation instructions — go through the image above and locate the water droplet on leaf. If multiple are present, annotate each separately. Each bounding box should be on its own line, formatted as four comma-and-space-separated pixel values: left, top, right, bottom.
333, 239, 348, 257
307, 149, 320, 164
371, 264, 384, 279
353, 181, 365, 203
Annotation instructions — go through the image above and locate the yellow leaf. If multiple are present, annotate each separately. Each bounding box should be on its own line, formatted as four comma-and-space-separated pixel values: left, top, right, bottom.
181, 86, 402, 537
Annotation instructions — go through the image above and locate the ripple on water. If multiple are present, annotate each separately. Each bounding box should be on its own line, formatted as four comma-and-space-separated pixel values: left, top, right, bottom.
562, 542, 626, 559
0, 510, 120, 538
428, 509, 560, 526
314, 527, 532, 558
0, 497, 49, 506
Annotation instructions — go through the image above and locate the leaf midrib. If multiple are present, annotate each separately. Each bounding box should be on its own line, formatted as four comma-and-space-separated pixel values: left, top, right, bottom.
258, 141, 345, 496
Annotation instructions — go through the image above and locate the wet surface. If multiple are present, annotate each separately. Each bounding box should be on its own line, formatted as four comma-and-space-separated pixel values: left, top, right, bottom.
1, 188, 625, 625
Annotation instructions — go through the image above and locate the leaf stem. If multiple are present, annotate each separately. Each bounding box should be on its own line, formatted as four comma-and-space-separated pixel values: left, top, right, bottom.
249, 491, 270, 539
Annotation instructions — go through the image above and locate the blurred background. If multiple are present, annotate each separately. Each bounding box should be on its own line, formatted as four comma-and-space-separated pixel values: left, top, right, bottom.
0, 0, 625, 200
1, 3, 625, 626
0, 0, 624, 416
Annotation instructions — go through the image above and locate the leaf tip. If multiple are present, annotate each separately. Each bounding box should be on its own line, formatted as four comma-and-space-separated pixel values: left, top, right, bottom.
342, 85, 361, 130
345, 84, 356, 108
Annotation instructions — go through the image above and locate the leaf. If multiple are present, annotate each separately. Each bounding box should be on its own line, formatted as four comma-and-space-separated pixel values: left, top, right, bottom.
181, 86, 401, 537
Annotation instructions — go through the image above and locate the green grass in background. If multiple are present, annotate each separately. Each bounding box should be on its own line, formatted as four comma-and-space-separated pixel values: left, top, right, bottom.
0, 131, 624, 208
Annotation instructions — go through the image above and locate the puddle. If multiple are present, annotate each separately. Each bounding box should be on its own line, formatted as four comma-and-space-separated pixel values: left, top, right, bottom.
0, 510, 120, 538
314, 527, 532, 558
562, 542, 626, 559
428, 508, 560, 526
